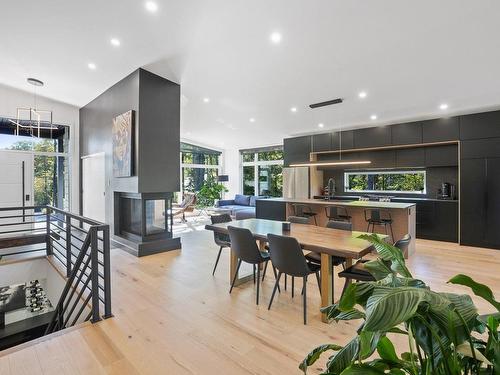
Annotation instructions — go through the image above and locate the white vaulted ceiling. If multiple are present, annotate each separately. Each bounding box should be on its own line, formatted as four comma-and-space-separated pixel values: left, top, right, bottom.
2, 0, 500, 149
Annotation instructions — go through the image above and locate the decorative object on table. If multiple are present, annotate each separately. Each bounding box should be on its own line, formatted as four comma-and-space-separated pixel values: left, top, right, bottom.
300, 233, 500, 374
25, 280, 51, 313
281, 221, 291, 232
112, 110, 134, 177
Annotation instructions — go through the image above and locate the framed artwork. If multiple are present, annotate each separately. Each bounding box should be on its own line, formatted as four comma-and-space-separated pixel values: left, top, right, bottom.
112, 110, 134, 177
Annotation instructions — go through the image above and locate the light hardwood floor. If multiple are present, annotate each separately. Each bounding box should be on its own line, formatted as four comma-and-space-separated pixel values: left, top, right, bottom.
0, 230, 499, 374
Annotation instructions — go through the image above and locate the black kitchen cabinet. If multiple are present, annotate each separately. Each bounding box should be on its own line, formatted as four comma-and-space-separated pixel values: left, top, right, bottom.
425, 144, 458, 167
460, 157, 500, 249
283, 136, 311, 166
461, 138, 500, 159
312, 133, 332, 152
332, 130, 354, 150
256, 200, 287, 221
485, 158, 500, 247
353, 126, 392, 149
365, 150, 396, 168
460, 110, 500, 140
398, 199, 458, 242
391, 121, 423, 145
422, 117, 460, 143
396, 148, 425, 168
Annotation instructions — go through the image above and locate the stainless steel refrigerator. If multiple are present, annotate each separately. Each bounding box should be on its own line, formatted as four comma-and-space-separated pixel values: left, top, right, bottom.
283, 167, 310, 199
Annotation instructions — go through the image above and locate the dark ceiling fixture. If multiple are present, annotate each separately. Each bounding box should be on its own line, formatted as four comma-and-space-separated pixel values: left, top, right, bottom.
303, 96, 371, 167
309, 98, 343, 109
27, 78, 44, 87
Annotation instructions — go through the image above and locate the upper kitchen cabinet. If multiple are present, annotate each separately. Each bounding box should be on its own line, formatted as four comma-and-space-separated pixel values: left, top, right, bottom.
353, 126, 392, 148
422, 116, 460, 143
332, 130, 354, 151
311, 133, 332, 152
396, 148, 425, 167
425, 144, 458, 167
460, 110, 500, 140
283, 136, 311, 166
391, 121, 423, 145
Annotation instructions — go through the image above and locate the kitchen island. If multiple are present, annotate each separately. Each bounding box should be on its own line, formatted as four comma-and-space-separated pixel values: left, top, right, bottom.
256, 198, 416, 257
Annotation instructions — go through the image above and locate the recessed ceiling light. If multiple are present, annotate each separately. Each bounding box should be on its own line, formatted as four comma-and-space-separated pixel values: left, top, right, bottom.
440, 103, 448, 110
370, 114, 377, 120
249, 118, 255, 123
270, 32, 282, 44
318, 123, 324, 128
110, 38, 121, 47
145, 1, 158, 12
203, 97, 210, 103
88, 63, 96, 70
358, 91, 367, 99
290, 107, 297, 112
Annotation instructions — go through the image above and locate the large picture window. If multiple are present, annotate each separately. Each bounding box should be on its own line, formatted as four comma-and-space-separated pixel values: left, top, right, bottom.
179, 143, 221, 200
345, 170, 426, 194
0, 118, 70, 211
241, 148, 283, 197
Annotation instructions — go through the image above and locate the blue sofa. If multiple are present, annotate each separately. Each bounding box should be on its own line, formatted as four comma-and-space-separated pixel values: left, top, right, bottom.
216, 194, 268, 219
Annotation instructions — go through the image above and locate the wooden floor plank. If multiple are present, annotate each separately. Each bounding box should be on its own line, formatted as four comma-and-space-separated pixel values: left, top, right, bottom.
0, 230, 499, 374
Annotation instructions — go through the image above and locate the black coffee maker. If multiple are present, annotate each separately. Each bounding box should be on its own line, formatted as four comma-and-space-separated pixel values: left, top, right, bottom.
438, 182, 455, 200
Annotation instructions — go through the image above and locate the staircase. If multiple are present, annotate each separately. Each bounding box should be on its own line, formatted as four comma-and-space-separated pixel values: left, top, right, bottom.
0, 205, 112, 347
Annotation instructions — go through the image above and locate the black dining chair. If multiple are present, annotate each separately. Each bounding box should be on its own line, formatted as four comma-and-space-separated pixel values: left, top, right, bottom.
228, 226, 277, 305
267, 233, 322, 324
364, 209, 394, 243
304, 220, 351, 301
210, 214, 232, 275
278, 215, 310, 291
338, 234, 411, 296
291, 204, 318, 225
324, 205, 351, 222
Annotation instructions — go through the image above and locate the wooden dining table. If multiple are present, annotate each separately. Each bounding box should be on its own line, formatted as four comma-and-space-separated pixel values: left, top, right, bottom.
205, 218, 387, 323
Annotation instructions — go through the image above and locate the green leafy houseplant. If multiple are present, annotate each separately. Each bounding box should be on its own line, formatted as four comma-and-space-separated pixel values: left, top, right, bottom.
195, 176, 228, 208
300, 234, 500, 375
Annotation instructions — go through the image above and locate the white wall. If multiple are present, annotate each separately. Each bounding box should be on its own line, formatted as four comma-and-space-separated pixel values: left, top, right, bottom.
223, 148, 241, 198
0, 83, 80, 214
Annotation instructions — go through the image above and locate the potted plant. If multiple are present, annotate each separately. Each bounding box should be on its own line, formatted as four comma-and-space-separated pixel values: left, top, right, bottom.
300, 234, 500, 375
196, 176, 228, 208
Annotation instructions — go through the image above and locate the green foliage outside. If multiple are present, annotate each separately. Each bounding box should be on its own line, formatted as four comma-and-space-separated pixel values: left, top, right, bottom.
8, 140, 60, 207
347, 172, 425, 193
195, 175, 228, 208
242, 150, 283, 197
300, 234, 500, 375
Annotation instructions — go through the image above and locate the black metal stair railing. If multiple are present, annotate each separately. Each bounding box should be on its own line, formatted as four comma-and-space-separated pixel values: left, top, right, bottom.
0, 205, 112, 334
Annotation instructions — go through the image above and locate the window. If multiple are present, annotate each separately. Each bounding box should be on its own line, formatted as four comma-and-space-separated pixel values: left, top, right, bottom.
0, 119, 71, 211
241, 148, 283, 197
345, 170, 426, 194
179, 143, 221, 201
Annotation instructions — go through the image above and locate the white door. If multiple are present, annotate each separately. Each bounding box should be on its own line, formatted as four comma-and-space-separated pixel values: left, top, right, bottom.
82, 153, 106, 223
0, 151, 34, 233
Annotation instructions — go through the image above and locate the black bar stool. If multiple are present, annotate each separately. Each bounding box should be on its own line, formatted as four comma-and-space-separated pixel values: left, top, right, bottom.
364, 209, 394, 243
291, 204, 318, 225
324, 205, 351, 222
